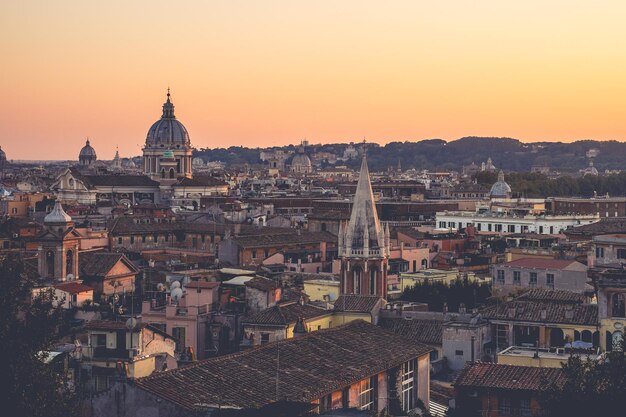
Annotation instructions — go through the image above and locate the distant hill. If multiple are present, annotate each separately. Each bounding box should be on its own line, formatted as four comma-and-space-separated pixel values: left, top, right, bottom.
194, 137, 626, 172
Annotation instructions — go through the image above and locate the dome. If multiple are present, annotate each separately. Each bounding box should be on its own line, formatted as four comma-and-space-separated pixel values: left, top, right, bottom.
490, 170, 512, 197
0, 146, 6, 161
79, 140, 96, 158
290, 151, 312, 174
145, 90, 190, 147
45, 201, 72, 224
121, 158, 136, 168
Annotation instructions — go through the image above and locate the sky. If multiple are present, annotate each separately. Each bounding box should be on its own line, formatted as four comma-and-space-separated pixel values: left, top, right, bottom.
2, 1, 626, 160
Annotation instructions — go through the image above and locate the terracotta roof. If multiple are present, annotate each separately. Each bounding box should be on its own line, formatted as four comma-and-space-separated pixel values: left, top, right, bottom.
184, 281, 219, 289
245, 277, 279, 291
177, 176, 228, 187
53, 282, 94, 294
455, 362, 564, 392
378, 318, 442, 345
108, 216, 228, 236
135, 320, 432, 410
516, 288, 587, 304
79, 252, 138, 277
241, 302, 330, 326
230, 230, 337, 248
499, 258, 582, 270
564, 217, 626, 237
333, 295, 384, 313
85, 320, 149, 331
481, 297, 597, 326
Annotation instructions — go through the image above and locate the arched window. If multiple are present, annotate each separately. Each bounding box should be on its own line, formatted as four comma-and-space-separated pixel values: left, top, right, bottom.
46, 250, 55, 277
169, 168, 175, 179
613, 331, 624, 352
613, 294, 625, 318
66, 250, 73, 276
353, 267, 362, 294
370, 268, 377, 295
550, 328, 564, 347
161, 169, 165, 179
581, 330, 592, 343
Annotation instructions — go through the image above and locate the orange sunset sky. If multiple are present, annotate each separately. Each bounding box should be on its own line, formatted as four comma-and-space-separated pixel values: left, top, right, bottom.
2, 1, 626, 160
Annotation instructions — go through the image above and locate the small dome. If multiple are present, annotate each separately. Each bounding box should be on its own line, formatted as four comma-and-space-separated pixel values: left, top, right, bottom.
145, 90, 190, 147
122, 158, 136, 168
79, 140, 97, 166
490, 170, 512, 197
44, 201, 72, 224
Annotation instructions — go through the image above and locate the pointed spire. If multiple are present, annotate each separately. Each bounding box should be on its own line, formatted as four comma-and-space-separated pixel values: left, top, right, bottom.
345, 155, 384, 257
498, 170, 505, 182
44, 201, 72, 225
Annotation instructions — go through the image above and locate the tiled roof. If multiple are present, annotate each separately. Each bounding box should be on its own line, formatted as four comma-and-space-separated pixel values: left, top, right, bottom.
135, 320, 432, 410
176, 176, 228, 187
455, 362, 564, 392
231, 230, 337, 248
378, 318, 442, 345
481, 298, 597, 326
564, 217, 626, 237
333, 295, 384, 313
85, 320, 149, 331
430, 382, 454, 404
245, 277, 279, 292
184, 281, 219, 289
108, 216, 228, 236
499, 258, 582, 270
68, 168, 158, 188
516, 288, 587, 304
241, 302, 330, 326
54, 282, 94, 294
79, 252, 138, 277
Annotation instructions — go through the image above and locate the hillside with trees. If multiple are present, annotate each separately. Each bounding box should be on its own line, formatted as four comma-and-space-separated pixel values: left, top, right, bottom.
193, 137, 626, 173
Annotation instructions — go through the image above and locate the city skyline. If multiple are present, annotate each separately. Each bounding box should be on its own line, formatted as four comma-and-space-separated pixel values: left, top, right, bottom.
3, 1, 626, 159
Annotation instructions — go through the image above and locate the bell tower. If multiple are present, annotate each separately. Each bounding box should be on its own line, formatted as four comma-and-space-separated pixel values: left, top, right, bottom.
37, 202, 80, 281
338, 156, 390, 299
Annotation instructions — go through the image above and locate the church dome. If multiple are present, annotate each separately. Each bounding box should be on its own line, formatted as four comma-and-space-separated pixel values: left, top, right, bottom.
490, 170, 512, 197
79, 139, 97, 164
45, 201, 72, 224
145, 90, 190, 148
291, 153, 312, 168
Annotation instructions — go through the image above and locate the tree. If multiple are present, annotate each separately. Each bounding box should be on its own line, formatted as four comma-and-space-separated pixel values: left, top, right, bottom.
0, 254, 78, 417
540, 351, 626, 417
400, 277, 491, 312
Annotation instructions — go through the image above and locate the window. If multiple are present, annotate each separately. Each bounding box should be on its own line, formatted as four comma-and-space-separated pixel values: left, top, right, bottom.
596, 247, 605, 258
529, 272, 537, 287
477, 223, 482, 231
260, 333, 270, 345
93, 334, 107, 347
498, 396, 531, 417
252, 250, 257, 259
612, 294, 626, 318
513, 271, 521, 286
439, 221, 446, 228
130, 236, 135, 244
357, 377, 374, 411
547, 273, 554, 289
618, 249, 626, 259
172, 327, 186, 352
539, 226, 544, 234
497, 270, 505, 285
142, 235, 146, 243
117, 237, 122, 245
264, 249, 269, 258
413, 260, 417, 272
488, 224, 492, 232
508, 225, 515, 233
370, 269, 377, 295
455, 350, 464, 356
401, 360, 415, 412
430, 350, 439, 361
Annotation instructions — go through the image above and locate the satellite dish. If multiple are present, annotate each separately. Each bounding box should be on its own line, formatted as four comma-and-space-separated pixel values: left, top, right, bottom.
171, 287, 183, 302
112, 294, 120, 303
156, 283, 165, 292
170, 281, 181, 290
126, 317, 137, 330
66, 274, 75, 281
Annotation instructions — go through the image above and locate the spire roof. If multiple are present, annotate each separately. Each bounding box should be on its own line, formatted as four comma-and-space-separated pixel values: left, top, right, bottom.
162, 88, 175, 118
44, 201, 72, 224
345, 156, 384, 251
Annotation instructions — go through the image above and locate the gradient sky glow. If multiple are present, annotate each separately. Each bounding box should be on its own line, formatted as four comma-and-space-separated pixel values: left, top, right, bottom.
2, 1, 626, 159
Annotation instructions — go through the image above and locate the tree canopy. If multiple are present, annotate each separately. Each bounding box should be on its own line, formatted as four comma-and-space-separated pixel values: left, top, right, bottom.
0, 254, 77, 417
